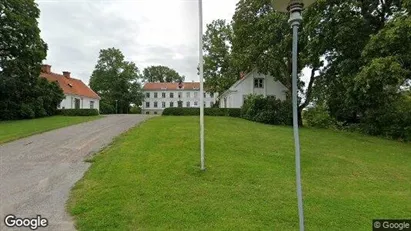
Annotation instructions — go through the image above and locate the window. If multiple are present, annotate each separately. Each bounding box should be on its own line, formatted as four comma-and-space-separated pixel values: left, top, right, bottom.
162, 92, 166, 98
162, 102, 166, 108
194, 92, 198, 98
146, 111, 149, 115
210, 92, 214, 98
204, 93, 206, 98
146, 102, 150, 108
154, 92, 158, 98
90, 101, 94, 109
210, 102, 214, 108
154, 111, 157, 115
178, 92, 182, 98
186, 92, 190, 98
186, 101, 190, 107
170, 102, 174, 107
254, 78, 264, 88
170, 92, 174, 98
194, 101, 198, 106
146, 92, 150, 98
154, 102, 158, 108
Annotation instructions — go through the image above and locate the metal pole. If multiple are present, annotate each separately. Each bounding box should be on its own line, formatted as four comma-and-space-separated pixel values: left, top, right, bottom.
198, 0, 205, 171
291, 14, 305, 231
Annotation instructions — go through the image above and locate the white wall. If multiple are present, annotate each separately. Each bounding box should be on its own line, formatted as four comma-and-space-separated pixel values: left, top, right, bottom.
142, 90, 218, 114
58, 94, 100, 111
220, 70, 288, 108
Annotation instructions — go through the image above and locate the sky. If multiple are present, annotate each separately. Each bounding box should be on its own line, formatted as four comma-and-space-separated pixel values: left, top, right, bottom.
37, 0, 240, 85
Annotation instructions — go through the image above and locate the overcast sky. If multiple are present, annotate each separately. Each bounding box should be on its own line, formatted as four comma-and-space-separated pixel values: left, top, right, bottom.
37, 0, 239, 85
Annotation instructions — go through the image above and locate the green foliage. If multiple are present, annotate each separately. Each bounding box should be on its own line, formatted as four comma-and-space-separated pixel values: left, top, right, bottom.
241, 95, 292, 126
142, 65, 184, 83
99, 100, 115, 114
162, 108, 241, 117
89, 48, 143, 114
0, 0, 64, 120
56, 109, 99, 116
303, 105, 336, 129
203, 19, 238, 94
129, 106, 141, 114
360, 96, 411, 141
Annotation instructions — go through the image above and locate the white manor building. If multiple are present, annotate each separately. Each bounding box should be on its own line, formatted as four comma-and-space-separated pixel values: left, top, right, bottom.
142, 82, 218, 115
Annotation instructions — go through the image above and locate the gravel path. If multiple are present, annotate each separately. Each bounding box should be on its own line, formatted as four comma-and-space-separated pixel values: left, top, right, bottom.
0, 115, 153, 230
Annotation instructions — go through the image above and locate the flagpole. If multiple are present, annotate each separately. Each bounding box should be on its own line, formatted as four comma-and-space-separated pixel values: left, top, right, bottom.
198, 0, 205, 171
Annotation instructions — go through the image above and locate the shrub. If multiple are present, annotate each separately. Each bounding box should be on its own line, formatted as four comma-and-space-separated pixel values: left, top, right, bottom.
162, 108, 242, 117
56, 109, 99, 116
129, 106, 141, 114
303, 104, 336, 129
360, 97, 411, 141
99, 101, 115, 114
241, 95, 292, 126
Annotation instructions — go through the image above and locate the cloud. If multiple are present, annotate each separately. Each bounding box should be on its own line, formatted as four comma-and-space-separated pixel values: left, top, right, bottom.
37, 0, 239, 85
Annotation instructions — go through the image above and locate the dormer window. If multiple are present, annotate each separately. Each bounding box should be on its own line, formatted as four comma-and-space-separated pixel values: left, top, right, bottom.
68, 83, 73, 88
254, 78, 264, 88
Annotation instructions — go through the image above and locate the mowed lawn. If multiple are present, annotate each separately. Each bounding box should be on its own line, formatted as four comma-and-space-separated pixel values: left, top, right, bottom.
68, 116, 411, 231
0, 115, 102, 144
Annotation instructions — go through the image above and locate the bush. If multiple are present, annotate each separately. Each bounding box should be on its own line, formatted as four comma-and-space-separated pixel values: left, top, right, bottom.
241, 95, 292, 126
99, 101, 115, 114
162, 108, 242, 117
129, 106, 141, 114
303, 104, 336, 128
56, 109, 99, 116
360, 97, 411, 141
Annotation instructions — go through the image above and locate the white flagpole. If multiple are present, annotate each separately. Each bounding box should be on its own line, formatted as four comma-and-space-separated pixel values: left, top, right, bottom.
198, 0, 205, 171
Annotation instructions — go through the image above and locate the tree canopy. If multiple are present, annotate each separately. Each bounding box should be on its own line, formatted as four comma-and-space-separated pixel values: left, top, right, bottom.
142, 65, 184, 83
90, 48, 143, 114
0, 0, 64, 120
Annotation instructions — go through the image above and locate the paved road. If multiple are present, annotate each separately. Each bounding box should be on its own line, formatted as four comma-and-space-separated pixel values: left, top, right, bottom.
0, 115, 152, 231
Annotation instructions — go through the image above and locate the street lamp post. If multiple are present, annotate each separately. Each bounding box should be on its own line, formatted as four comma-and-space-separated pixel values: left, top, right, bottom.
271, 1, 316, 231
198, 0, 205, 171
115, 100, 118, 114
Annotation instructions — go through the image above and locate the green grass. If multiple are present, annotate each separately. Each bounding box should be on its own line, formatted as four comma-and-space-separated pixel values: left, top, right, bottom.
68, 116, 411, 231
0, 115, 102, 144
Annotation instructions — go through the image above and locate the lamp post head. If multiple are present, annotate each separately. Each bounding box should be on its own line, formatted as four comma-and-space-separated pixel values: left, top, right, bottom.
271, 0, 316, 13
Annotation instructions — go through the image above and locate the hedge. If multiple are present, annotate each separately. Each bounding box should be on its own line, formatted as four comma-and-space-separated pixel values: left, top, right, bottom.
162, 108, 241, 117
56, 109, 99, 116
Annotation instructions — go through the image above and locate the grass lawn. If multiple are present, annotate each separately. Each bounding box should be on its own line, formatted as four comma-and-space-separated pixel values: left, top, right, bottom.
68, 116, 411, 231
0, 115, 102, 144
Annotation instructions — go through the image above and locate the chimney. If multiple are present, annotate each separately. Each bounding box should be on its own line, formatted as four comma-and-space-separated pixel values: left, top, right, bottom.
62, 71, 71, 78
240, 72, 246, 80
41, 64, 51, 73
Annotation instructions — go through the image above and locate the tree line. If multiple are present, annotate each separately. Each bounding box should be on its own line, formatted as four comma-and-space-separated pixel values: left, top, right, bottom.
0, 1, 186, 119
89, 48, 185, 114
203, 0, 411, 140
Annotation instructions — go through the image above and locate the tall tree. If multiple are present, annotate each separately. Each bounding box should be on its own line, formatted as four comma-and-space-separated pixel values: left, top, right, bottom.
308, 0, 408, 122
0, 0, 64, 120
231, 0, 324, 124
203, 19, 237, 94
142, 65, 184, 83
90, 48, 143, 114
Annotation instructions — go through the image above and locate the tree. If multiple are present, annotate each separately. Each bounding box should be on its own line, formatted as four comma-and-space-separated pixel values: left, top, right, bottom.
230, 0, 324, 125
89, 48, 143, 114
0, 0, 64, 120
142, 65, 184, 83
203, 19, 237, 94
307, 0, 408, 122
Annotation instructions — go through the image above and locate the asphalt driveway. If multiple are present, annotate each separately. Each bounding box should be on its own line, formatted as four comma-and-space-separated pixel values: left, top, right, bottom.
0, 115, 152, 230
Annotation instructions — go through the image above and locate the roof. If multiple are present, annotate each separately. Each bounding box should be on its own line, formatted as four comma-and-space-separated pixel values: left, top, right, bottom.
143, 82, 201, 91
40, 71, 100, 100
